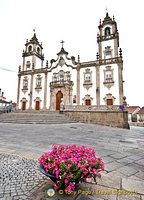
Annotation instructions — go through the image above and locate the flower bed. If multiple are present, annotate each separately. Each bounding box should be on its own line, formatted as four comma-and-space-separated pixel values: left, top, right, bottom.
38, 144, 104, 193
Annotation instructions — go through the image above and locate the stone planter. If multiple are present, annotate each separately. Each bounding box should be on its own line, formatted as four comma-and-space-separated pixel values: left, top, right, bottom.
40, 164, 60, 183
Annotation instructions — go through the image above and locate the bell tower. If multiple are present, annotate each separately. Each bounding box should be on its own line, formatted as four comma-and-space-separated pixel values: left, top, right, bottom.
97, 12, 119, 60
97, 12, 124, 105
22, 32, 44, 71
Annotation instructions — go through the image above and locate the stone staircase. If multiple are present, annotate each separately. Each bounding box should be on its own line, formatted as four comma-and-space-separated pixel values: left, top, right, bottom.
0, 111, 76, 124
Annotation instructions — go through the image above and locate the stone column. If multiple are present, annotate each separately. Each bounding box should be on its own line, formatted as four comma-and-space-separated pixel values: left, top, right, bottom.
77, 66, 80, 105
43, 72, 48, 110
29, 74, 34, 109
16, 75, 21, 109
96, 66, 100, 105
98, 42, 102, 60
118, 63, 124, 105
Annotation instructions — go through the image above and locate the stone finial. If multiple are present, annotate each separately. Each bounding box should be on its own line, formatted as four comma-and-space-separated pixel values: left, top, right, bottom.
96, 52, 99, 60
123, 96, 127, 107
119, 48, 122, 57
19, 65, 21, 72
113, 15, 115, 21
46, 60, 48, 67
99, 19, 101, 25
78, 55, 80, 63
26, 39, 28, 43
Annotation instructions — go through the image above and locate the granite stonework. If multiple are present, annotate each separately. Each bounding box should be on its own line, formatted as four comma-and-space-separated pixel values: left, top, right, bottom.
64, 110, 129, 129
0, 123, 144, 199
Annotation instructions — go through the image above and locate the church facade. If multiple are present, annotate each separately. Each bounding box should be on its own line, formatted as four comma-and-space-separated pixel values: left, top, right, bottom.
17, 12, 124, 111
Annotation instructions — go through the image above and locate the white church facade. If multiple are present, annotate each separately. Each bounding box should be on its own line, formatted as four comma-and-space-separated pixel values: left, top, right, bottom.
17, 12, 124, 111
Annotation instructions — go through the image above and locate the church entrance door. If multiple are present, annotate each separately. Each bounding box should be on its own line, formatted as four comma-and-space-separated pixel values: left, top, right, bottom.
36, 101, 40, 110
56, 91, 63, 110
22, 102, 26, 110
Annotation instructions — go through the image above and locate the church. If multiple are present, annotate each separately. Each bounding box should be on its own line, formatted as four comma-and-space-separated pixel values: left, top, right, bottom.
17, 12, 124, 111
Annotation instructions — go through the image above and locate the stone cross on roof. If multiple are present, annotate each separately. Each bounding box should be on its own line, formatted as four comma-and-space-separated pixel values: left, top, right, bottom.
60, 40, 64, 48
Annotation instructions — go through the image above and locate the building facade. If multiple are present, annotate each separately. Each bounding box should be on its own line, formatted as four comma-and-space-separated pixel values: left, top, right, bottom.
17, 12, 124, 111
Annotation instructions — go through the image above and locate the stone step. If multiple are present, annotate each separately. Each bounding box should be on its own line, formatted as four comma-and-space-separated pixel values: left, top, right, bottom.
0, 112, 76, 124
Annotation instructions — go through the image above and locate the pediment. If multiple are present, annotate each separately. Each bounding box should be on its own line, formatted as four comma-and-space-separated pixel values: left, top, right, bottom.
49, 47, 77, 71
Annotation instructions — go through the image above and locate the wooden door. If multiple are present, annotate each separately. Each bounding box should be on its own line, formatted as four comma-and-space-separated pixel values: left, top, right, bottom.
22, 102, 26, 110
85, 99, 91, 105
36, 101, 40, 110
56, 91, 63, 110
107, 99, 113, 105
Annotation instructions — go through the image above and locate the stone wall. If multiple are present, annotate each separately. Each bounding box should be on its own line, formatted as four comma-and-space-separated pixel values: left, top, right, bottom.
63, 110, 129, 129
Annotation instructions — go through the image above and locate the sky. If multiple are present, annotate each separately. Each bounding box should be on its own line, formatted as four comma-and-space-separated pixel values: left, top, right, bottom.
0, 0, 143, 107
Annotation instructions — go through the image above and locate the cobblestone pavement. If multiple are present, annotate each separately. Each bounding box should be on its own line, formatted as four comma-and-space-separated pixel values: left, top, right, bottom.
0, 154, 48, 200
0, 123, 144, 199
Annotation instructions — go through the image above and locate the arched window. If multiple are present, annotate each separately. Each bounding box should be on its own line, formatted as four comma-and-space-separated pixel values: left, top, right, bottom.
105, 27, 110, 35
37, 47, 40, 54
28, 45, 32, 52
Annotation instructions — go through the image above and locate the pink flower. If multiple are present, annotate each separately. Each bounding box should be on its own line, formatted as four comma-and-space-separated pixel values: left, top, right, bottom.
66, 175, 69, 179
66, 164, 72, 169
98, 173, 101, 178
77, 163, 81, 167
64, 179, 68, 184
84, 170, 88, 175
87, 175, 91, 178
70, 174, 73, 178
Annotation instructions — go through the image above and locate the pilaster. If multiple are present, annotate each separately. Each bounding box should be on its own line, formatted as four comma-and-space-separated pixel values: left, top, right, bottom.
29, 73, 34, 109
16, 75, 21, 109
76, 66, 80, 105
118, 62, 124, 105
43, 72, 48, 110
96, 66, 100, 105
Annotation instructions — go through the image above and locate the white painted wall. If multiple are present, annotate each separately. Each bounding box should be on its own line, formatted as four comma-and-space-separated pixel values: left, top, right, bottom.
100, 63, 119, 105
80, 66, 96, 105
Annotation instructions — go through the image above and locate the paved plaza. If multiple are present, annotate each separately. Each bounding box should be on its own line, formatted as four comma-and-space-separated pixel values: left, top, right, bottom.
0, 123, 144, 199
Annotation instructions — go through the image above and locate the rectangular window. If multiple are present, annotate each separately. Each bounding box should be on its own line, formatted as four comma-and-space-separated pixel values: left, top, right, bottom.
24, 80, 28, 87
85, 73, 91, 81
105, 51, 111, 59
37, 78, 41, 87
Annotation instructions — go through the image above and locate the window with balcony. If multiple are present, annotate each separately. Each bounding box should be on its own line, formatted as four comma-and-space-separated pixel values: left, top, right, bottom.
60, 75, 64, 82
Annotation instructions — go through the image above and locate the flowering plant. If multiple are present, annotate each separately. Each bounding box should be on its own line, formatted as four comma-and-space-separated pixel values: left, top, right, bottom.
39, 144, 104, 193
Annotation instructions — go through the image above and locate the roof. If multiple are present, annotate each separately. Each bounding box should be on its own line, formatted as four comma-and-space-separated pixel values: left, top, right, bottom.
127, 106, 140, 114
0, 100, 10, 104
137, 107, 144, 114
103, 12, 113, 24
